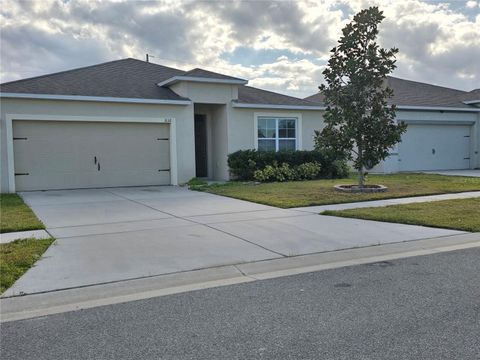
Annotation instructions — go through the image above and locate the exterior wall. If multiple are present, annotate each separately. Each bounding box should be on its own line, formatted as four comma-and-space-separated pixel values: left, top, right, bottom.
0, 98, 195, 192
211, 105, 229, 180
372, 109, 479, 173
170, 82, 238, 104
227, 105, 325, 153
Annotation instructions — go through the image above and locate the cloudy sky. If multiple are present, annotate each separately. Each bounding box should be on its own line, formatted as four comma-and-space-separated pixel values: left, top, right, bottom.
1, 0, 479, 98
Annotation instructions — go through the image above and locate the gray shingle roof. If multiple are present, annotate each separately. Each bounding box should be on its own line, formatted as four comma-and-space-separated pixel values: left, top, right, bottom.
305, 76, 475, 109
0, 58, 319, 106
462, 89, 480, 102
238, 86, 321, 106
0, 58, 188, 101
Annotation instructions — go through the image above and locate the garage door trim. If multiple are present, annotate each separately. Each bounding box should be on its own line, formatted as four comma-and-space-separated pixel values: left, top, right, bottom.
5, 114, 178, 192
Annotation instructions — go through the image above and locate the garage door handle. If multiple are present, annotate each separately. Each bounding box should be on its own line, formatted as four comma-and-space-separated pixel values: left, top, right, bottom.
94, 156, 97, 164
97, 162, 100, 171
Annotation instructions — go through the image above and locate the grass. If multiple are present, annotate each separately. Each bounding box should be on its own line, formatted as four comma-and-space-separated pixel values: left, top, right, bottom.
322, 198, 480, 232
1, 194, 44, 233
0, 238, 54, 294
197, 173, 480, 208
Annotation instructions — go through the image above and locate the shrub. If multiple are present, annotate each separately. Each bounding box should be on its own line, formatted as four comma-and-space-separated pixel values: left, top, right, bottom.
296, 162, 322, 180
254, 162, 297, 182
228, 149, 348, 181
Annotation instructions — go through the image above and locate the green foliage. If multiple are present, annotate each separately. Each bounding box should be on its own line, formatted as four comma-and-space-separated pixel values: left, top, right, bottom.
254, 162, 297, 182
187, 177, 208, 187
1, 238, 54, 293
253, 162, 321, 182
315, 6, 407, 186
1, 194, 45, 233
296, 162, 322, 180
228, 149, 348, 181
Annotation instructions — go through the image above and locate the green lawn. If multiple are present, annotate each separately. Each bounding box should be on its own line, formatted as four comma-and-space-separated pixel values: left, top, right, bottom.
198, 173, 480, 208
322, 198, 480, 232
0, 238, 54, 294
1, 194, 45, 233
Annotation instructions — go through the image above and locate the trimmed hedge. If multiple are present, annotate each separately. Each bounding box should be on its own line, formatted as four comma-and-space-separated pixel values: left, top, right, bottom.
228, 150, 349, 181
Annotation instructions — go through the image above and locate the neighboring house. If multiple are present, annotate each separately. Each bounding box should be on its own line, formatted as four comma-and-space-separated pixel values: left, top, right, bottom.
1, 59, 478, 193
0, 58, 323, 192
305, 77, 480, 173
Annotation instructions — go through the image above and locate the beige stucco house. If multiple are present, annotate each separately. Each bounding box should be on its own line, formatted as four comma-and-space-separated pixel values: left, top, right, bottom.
306, 77, 480, 174
1, 58, 479, 192
0, 58, 323, 192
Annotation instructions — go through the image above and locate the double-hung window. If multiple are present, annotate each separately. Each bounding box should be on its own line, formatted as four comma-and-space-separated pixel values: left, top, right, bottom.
257, 117, 297, 151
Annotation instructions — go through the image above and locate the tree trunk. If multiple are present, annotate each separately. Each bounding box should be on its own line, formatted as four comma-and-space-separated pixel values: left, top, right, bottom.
357, 142, 365, 188
358, 167, 365, 188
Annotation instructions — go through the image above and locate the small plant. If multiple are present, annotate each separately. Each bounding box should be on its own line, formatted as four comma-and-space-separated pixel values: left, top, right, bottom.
187, 177, 208, 188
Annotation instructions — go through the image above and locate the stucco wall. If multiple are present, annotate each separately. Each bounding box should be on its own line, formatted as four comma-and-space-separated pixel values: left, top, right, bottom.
211, 105, 229, 180
227, 105, 325, 153
170, 82, 238, 104
0, 98, 196, 192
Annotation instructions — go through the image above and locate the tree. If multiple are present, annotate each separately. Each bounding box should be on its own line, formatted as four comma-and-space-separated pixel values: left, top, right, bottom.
314, 6, 407, 187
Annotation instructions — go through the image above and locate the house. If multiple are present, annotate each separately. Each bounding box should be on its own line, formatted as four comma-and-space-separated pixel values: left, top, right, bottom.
1, 59, 478, 193
0, 58, 323, 192
305, 77, 480, 173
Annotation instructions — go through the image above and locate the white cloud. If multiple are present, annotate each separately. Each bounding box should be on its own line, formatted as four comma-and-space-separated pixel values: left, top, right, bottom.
466, 1, 478, 9
0, 0, 478, 98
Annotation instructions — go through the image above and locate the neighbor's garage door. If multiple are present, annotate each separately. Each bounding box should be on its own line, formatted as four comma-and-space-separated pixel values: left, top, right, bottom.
13, 121, 171, 191
398, 124, 470, 171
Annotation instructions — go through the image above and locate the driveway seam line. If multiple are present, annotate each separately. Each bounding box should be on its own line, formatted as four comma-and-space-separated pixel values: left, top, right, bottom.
102, 188, 288, 257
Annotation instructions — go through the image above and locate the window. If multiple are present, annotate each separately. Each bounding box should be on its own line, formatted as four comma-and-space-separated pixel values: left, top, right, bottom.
257, 117, 297, 152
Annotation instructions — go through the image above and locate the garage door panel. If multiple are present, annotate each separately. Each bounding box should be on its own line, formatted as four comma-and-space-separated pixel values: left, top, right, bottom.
13, 121, 171, 191
398, 124, 470, 171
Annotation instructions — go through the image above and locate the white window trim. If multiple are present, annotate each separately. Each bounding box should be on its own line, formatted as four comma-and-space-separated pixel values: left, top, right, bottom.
253, 112, 302, 151
5, 114, 178, 193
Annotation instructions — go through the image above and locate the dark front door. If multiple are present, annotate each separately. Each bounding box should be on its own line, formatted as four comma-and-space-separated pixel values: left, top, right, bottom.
194, 114, 208, 177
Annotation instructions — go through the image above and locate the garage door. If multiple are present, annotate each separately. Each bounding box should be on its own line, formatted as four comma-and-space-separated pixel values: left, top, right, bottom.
398, 124, 470, 171
13, 121, 171, 191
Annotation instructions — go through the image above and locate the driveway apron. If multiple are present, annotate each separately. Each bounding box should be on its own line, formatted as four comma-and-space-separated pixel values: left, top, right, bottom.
3, 186, 464, 296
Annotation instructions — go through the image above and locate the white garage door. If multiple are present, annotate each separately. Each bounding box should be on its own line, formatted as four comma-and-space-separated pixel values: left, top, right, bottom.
13, 121, 171, 191
398, 124, 470, 171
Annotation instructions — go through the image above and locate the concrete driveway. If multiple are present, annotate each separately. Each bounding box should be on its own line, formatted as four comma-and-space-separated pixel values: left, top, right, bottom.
4, 186, 463, 296
423, 169, 480, 177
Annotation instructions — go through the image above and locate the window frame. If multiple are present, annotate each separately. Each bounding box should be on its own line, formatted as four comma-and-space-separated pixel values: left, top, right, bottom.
254, 112, 302, 152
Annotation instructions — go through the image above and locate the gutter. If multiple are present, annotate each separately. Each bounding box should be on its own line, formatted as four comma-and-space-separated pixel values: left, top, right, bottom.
0, 92, 192, 105
396, 105, 480, 112
463, 100, 480, 105
232, 102, 325, 110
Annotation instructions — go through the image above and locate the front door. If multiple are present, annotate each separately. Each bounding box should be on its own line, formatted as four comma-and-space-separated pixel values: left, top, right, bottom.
194, 114, 208, 177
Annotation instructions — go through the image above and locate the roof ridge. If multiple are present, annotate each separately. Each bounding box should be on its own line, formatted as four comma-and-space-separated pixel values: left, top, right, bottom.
183, 67, 245, 81
387, 76, 467, 94
0, 58, 184, 87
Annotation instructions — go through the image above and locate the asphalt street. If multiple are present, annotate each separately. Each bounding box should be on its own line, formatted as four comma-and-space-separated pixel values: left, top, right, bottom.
1, 248, 479, 360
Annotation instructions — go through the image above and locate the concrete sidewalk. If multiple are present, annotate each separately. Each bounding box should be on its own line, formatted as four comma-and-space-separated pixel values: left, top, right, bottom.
292, 191, 480, 213
0, 230, 51, 244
